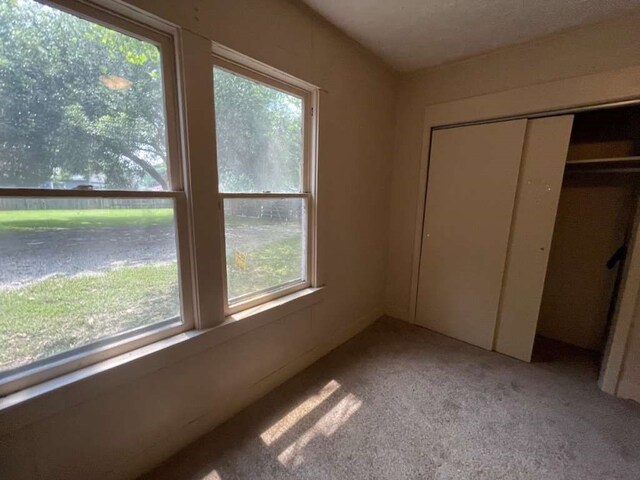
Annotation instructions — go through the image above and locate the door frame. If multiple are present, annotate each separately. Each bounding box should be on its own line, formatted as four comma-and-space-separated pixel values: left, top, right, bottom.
599, 195, 640, 395
410, 65, 640, 393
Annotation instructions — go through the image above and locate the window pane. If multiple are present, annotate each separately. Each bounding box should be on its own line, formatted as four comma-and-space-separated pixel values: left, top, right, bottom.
213, 67, 304, 193
224, 198, 306, 304
0, 0, 169, 191
0, 197, 180, 373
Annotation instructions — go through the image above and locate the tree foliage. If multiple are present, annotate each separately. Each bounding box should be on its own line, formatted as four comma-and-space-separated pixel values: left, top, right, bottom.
0, 0, 304, 192
0, 0, 167, 189
214, 68, 303, 193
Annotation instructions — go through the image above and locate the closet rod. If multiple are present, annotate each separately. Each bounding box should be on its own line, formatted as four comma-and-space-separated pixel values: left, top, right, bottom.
566, 167, 640, 175
566, 156, 640, 165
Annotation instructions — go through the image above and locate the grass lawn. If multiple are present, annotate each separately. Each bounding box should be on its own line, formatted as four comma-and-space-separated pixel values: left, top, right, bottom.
0, 208, 175, 232
0, 208, 267, 232
227, 236, 303, 302
0, 208, 302, 372
0, 263, 179, 371
1, 233, 300, 371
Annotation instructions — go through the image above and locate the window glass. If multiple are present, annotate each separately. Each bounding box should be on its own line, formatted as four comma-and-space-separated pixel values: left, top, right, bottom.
213, 67, 304, 193
223, 197, 306, 303
0, 197, 180, 372
0, 0, 169, 191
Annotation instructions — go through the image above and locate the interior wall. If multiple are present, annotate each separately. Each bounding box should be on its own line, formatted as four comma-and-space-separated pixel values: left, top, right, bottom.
537, 178, 637, 351
0, 1, 397, 479
385, 12, 640, 321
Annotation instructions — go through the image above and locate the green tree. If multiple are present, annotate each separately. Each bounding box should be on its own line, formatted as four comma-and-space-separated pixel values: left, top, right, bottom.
214, 68, 303, 193
0, 0, 167, 189
0, 0, 304, 192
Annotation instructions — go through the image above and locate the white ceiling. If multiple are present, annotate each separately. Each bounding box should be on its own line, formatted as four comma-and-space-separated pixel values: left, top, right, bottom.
301, 0, 640, 72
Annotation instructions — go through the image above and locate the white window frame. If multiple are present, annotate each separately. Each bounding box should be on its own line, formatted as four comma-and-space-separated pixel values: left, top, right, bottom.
211, 50, 319, 316
0, 0, 196, 396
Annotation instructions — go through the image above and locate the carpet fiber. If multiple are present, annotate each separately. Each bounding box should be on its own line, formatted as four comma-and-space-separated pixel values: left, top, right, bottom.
142, 317, 640, 479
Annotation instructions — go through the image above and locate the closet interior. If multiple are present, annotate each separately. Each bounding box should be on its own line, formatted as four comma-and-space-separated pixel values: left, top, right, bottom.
533, 105, 640, 367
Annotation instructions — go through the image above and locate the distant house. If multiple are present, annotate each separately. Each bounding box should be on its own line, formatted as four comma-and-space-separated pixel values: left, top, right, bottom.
39, 177, 106, 190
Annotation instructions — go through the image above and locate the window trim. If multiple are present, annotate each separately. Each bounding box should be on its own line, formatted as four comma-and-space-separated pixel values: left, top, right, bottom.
0, 0, 196, 396
211, 54, 319, 316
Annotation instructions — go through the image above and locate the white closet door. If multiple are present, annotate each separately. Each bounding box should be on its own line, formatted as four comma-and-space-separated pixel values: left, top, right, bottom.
415, 120, 527, 349
494, 115, 574, 361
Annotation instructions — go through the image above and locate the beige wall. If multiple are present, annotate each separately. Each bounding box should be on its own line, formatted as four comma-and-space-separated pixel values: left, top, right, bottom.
537, 180, 637, 351
385, 13, 640, 320
0, 1, 397, 479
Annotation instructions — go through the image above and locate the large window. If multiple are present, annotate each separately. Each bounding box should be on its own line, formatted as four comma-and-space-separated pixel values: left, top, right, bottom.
0, 0, 192, 393
212, 60, 315, 312
0, 0, 318, 396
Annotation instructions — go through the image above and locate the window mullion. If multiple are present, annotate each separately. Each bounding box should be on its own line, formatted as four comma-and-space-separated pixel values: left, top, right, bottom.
179, 30, 225, 329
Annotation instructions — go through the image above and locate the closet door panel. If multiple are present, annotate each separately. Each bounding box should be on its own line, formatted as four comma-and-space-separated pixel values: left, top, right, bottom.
416, 120, 527, 349
493, 115, 574, 361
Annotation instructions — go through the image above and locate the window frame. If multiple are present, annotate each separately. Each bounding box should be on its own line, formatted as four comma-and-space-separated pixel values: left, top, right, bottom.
211, 55, 318, 315
0, 0, 197, 396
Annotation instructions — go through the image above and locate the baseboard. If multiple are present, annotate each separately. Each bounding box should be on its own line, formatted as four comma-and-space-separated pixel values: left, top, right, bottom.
617, 378, 640, 404
249, 305, 381, 405
121, 307, 383, 480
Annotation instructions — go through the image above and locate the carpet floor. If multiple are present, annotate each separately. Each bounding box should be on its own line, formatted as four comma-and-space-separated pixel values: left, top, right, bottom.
141, 317, 640, 479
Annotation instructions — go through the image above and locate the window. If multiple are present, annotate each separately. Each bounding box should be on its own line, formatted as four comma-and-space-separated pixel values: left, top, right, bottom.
212, 59, 315, 313
0, 0, 192, 393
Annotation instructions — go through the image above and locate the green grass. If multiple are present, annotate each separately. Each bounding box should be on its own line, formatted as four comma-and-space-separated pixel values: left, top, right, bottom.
0, 208, 270, 232
0, 208, 175, 232
0, 209, 301, 371
0, 263, 179, 371
227, 236, 303, 302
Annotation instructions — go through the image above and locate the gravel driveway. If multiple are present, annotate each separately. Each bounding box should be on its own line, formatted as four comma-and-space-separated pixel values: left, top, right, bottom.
0, 222, 301, 290
0, 224, 176, 289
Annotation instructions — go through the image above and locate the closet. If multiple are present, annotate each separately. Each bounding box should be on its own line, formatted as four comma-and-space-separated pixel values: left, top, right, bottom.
416, 103, 640, 381
534, 107, 640, 363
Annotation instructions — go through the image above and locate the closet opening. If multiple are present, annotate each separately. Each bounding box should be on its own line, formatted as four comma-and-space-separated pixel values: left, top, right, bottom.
532, 105, 640, 380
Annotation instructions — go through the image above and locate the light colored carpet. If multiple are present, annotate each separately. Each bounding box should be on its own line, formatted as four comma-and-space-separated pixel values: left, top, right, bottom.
142, 317, 640, 479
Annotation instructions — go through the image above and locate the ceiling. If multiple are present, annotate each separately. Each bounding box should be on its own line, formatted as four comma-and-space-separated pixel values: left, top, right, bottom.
301, 0, 640, 72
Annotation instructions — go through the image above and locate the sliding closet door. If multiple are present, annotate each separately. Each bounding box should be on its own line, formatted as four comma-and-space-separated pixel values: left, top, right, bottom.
494, 115, 574, 361
415, 120, 527, 349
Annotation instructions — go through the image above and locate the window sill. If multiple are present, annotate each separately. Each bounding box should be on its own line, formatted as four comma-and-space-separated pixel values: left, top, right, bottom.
0, 286, 325, 434
225, 286, 324, 326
